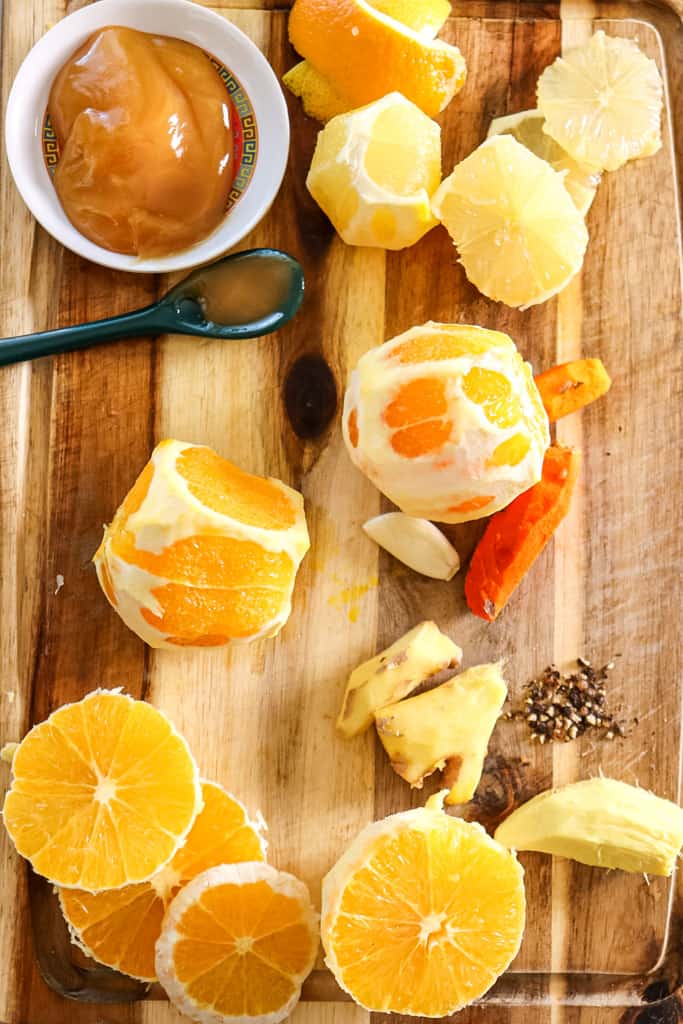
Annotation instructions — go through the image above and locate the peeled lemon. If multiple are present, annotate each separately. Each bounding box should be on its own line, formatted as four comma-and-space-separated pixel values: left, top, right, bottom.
537, 31, 663, 172
342, 321, 550, 524
431, 134, 588, 309
487, 109, 601, 216
306, 92, 441, 249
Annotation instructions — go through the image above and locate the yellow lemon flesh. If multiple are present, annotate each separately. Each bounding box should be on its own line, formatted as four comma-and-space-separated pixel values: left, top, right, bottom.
537, 30, 663, 172
431, 134, 588, 309
307, 92, 441, 249
487, 109, 601, 216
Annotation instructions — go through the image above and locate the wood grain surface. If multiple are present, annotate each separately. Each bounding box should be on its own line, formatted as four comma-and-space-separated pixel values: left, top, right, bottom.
0, 2, 682, 1024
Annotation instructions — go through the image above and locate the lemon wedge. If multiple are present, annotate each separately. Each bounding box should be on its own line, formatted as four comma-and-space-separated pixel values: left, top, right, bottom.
431, 134, 588, 308
537, 31, 663, 172
307, 92, 441, 249
487, 109, 601, 216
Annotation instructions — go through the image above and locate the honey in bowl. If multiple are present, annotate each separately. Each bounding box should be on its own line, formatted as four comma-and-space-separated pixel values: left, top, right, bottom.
47, 26, 235, 258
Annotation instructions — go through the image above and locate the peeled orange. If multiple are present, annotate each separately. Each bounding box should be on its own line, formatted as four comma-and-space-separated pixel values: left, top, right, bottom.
343, 321, 549, 523
322, 792, 526, 1016
155, 862, 319, 1024
288, 0, 466, 120
306, 92, 441, 249
94, 440, 310, 649
2, 690, 201, 892
59, 781, 266, 981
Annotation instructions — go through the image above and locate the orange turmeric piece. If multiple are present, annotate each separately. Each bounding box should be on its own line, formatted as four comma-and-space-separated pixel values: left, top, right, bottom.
465, 445, 581, 621
534, 359, 611, 423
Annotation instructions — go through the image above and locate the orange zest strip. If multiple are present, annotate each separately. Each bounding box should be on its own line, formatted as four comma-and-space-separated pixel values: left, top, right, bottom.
465, 445, 581, 621
534, 359, 611, 423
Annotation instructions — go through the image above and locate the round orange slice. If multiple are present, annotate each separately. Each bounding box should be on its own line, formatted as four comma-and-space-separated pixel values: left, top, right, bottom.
58, 781, 266, 981
322, 792, 526, 1016
2, 690, 202, 892
155, 862, 319, 1024
94, 440, 310, 649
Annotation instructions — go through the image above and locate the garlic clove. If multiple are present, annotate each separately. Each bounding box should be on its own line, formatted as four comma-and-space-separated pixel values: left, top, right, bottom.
363, 513, 460, 581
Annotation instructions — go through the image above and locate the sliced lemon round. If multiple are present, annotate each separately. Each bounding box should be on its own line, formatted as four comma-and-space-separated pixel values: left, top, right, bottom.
537, 31, 663, 172
487, 109, 601, 216
307, 92, 441, 249
431, 134, 588, 309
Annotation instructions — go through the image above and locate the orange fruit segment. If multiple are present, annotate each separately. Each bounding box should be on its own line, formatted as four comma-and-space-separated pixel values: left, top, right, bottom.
58, 781, 266, 981
322, 792, 526, 1016
155, 862, 319, 1024
94, 440, 309, 649
343, 322, 549, 523
2, 690, 201, 892
288, 0, 466, 119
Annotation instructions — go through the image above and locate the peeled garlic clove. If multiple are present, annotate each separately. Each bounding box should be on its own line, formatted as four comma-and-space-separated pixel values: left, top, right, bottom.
363, 513, 460, 580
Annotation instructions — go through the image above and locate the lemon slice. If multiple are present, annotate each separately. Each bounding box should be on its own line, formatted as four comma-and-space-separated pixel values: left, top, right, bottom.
306, 92, 441, 249
431, 134, 588, 309
537, 31, 663, 172
487, 109, 601, 215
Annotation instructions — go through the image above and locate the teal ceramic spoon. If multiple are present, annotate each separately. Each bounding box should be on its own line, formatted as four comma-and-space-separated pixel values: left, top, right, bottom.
0, 248, 304, 367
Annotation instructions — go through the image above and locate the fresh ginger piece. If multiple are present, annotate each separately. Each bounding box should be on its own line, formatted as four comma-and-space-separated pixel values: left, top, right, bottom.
337, 621, 462, 739
534, 358, 611, 422
374, 662, 507, 804
494, 777, 683, 876
465, 445, 581, 621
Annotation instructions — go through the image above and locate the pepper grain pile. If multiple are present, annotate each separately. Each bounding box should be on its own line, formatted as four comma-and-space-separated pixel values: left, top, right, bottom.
504, 658, 632, 744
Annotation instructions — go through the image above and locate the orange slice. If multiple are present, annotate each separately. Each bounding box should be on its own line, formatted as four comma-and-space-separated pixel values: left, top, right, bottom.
59, 781, 266, 981
288, 0, 466, 119
155, 862, 319, 1024
94, 440, 310, 649
2, 690, 201, 891
322, 792, 526, 1016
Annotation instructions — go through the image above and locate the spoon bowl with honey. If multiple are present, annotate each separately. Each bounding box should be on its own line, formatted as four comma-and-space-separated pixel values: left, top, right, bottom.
0, 249, 305, 367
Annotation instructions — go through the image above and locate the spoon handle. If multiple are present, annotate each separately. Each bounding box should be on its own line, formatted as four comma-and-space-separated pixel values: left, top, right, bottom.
0, 304, 175, 368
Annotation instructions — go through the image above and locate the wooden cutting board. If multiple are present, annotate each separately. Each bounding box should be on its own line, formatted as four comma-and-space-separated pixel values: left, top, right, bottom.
0, 2, 682, 1024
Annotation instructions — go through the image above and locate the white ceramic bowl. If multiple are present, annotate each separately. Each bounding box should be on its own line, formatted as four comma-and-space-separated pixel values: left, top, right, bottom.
5, 0, 290, 273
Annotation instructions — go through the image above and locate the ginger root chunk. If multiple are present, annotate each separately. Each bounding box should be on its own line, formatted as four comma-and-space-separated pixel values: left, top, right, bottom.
337, 621, 462, 739
374, 662, 507, 804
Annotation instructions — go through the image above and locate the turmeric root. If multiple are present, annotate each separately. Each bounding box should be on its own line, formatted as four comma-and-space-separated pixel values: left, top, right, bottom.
465, 445, 581, 621
534, 358, 611, 422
